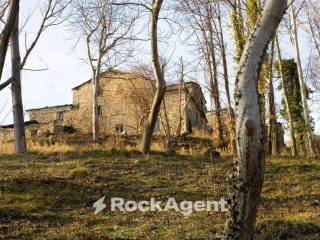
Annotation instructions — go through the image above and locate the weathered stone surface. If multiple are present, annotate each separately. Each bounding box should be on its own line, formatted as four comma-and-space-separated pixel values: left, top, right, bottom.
14, 70, 209, 139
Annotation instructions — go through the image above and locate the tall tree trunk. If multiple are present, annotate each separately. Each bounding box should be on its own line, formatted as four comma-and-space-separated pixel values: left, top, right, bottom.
175, 58, 184, 136
11, 6, 26, 153
0, 0, 19, 80
92, 70, 99, 143
217, 3, 236, 153
289, 1, 314, 155
205, 3, 224, 148
267, 39, 278, 156
275, 35, 297, 156
224, 1, 287, 239
141, 0, 165, 154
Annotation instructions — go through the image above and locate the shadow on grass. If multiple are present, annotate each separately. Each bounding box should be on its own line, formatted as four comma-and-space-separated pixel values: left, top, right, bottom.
256, 220, 320, 240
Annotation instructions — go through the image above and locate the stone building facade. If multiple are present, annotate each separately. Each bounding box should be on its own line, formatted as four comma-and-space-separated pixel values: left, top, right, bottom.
0, 70, 209, 141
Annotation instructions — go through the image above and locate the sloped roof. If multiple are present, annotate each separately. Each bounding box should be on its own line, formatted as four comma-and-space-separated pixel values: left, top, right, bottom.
71, 69, 131, 90
71, 69, 201, 92
1, 120, 39, 129
26, 104, 74, 112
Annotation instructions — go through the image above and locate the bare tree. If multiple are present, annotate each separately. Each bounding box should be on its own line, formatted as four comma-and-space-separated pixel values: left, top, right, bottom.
6, 0, 69, 153
224, 0, 287, 239
69, 0, 137, 143
304, 0, 320, 59
141, 0, 165, 154
180, 0, 225, 148
215, 3, 236, 152
10, 2, 26, 153
1, 0, 68, 91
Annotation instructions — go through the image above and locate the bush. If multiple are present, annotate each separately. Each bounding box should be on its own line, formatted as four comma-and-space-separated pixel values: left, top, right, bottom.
67, 167, 88, 179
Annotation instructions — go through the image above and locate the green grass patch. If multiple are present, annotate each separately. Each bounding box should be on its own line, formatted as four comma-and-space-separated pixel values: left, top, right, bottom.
0, 151, 319, 239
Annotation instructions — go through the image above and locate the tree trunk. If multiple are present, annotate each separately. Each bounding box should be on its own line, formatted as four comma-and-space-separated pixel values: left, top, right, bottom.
275, 36, 297, 156
0, 0, 19, 80
175, 58, 184, 136
267, 39, 278, 156
11, 7, 27, 154
224, 1, 287, 239
205, 3, 224, 148
217, 4, 236, 153
92, 70, 100, 143
289, 1, 314, 156
141, 0, 165, 154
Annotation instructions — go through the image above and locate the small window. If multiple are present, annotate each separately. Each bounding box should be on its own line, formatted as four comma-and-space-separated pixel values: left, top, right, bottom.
115, 124, 124, 133
155, 120, 160, 131
57, 111, 65, 121
98, 106, 103, 116
188, 119, 193, 133
31, 129, 38, 137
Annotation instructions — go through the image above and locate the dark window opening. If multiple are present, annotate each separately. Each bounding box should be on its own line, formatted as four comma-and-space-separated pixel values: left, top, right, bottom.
57, 111, 65, 121
188, 119, 192, 133
31, 130, 38, 137
115, 124, 124, 133
98, 106, 103, 116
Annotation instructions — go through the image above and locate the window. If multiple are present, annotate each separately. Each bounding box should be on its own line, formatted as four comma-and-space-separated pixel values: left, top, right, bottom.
57, 111, 65, 121
155, 120, 160, 131
98, 106, 103, 116
30, 130, 38, 138
188, 119, 193, 133
115, 124, 124, 133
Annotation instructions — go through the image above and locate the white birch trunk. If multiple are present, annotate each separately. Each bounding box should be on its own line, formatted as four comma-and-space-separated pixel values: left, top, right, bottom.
224, 0, 287, 239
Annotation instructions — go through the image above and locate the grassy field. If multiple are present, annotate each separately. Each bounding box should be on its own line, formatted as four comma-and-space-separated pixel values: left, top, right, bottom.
0, 148, 319, 239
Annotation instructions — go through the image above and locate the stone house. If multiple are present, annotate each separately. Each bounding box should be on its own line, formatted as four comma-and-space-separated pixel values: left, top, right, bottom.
7, 70, 209, 140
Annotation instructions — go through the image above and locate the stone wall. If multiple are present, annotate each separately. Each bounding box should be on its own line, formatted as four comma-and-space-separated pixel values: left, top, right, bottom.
71, 71, 208, 135
0, 123, 41, 143
24, 71, 209, 138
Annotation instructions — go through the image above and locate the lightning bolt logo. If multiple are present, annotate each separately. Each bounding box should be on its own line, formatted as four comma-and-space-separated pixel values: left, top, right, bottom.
93, 196, 106, 214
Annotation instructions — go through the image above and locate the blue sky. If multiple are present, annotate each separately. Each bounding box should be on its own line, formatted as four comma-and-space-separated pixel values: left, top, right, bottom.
0, 0, 319, 136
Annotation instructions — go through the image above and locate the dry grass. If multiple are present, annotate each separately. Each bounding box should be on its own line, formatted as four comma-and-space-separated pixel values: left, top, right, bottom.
0, 141, 76, 154
190, 128, 211, 139
0, 149, 319, 239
